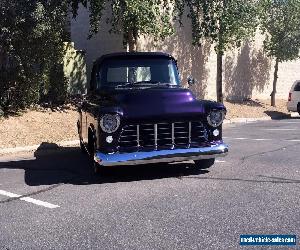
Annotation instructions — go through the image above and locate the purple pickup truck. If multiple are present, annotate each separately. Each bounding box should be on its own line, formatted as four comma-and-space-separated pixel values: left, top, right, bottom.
77, 52, 228, 173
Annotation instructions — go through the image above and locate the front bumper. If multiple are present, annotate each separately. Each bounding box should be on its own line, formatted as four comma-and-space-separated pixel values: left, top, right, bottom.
94, 143, 228, 166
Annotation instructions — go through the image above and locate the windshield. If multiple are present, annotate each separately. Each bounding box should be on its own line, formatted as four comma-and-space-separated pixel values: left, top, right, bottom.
96, 58, 180, 88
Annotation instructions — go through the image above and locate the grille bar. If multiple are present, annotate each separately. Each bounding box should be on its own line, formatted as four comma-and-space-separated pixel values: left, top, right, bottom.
137, 125, 140, 147
119, 121, 208, 151
171, 123, 175, 148
154, 124, 158, 149
188, 122, 192, 144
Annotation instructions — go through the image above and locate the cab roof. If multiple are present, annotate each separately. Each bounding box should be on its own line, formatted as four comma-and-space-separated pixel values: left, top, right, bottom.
93, 52, 175, 66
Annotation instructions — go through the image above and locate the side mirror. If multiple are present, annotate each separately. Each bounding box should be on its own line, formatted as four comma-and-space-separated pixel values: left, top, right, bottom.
187, 76, 195, 86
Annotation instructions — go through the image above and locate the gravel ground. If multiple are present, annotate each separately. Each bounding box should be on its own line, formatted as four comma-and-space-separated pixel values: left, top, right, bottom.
0, 99, 291, 149
0, 107, 78, 149
224, 99, 289, 119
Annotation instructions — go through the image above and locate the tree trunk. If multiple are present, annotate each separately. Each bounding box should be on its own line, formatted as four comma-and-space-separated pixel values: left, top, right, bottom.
128, 29, 137, 52
271, 58, 279, 107
216, 52, 223, 103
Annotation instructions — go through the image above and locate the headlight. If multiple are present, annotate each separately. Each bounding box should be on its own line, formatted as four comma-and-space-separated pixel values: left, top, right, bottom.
207, 110, 225, 127
100, 114, 120, 133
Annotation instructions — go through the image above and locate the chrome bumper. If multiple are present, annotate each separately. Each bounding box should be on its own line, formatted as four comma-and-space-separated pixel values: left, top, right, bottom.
94, 143, 228, 166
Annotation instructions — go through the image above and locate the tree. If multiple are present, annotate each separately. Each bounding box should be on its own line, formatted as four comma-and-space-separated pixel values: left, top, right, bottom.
187, 0, 258, 102
0, 0, 69, 113
259, 0, 300, 107
70, 0, 184, 51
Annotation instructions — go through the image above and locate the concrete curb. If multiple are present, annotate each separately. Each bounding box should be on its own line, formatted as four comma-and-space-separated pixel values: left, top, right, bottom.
0, 140, 80, 155
223, 117, 272, 125
224, 112, 299, 125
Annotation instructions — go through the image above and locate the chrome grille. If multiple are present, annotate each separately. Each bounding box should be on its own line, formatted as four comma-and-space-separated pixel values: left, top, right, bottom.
118, 121, 208, 151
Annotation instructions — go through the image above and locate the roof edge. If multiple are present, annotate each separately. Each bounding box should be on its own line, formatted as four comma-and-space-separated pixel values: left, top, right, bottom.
93, 52, 174, 65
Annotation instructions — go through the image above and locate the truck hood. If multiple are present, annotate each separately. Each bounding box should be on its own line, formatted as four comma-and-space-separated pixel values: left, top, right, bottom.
98, 87, 225, 122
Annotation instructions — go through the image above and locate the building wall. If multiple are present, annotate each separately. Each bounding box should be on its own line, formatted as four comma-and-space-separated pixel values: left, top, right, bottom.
70, 5, 300, 101
70, 4, 125, 87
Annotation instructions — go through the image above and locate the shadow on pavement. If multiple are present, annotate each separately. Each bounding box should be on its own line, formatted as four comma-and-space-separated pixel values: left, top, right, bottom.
226, 99, 264, 107
1, 143, 299, 186
183, 175, 300, 184
264, 111, 293, 120
0, 143, 209, 186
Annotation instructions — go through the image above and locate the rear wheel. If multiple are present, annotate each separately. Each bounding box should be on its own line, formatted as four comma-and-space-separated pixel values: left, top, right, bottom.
194, 158, 215, 170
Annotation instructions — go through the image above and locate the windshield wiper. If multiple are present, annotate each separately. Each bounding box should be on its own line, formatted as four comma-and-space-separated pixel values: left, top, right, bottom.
115, 81, 173, 88
115, 82, 135, 88
115, 81, 160, 88
135, 81, 174, 87
134, 81, 161, 85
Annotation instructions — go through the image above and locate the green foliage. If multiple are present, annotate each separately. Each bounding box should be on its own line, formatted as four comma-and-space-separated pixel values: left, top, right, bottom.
0, 0, 69, 113
187, 0, 258, 54
186, 0, 258, 102
70, 0, 183, 49
259, 0, 300, 62
258, 0, 300, 106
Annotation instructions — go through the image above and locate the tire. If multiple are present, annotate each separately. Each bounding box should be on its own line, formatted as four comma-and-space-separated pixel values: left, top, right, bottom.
80, 140, 86, 154
88, 129, 102, 175
194, 158, 215, 170
78, 120, 86, 154
92, 161, 101, 175
87, 130, 95, 156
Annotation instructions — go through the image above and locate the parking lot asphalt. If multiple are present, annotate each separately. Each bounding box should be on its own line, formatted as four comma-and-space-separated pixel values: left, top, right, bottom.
0, 119, 300, 250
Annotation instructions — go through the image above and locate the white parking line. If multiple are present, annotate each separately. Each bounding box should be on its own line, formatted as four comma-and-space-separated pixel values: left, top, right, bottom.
263, 128, 297, 131
253, 138, 272, 141
276, 122, 300, 124
224, 137, 250, 140
0, 189, 60, 209
215, 160, 226, 163
224, 137, 300, 142
21, 197, 59, 209
0, 190, 19, 198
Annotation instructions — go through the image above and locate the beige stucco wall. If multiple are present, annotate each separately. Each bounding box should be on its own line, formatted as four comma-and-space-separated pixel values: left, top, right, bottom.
70, 5, 300, 101
70, 4, 125, 87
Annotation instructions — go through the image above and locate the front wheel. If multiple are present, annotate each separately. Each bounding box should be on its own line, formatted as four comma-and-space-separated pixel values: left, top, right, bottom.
80, 140, 86, 154
92, 161, 102, 175
88, 130, 102, 175
194, 158, 215, 170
